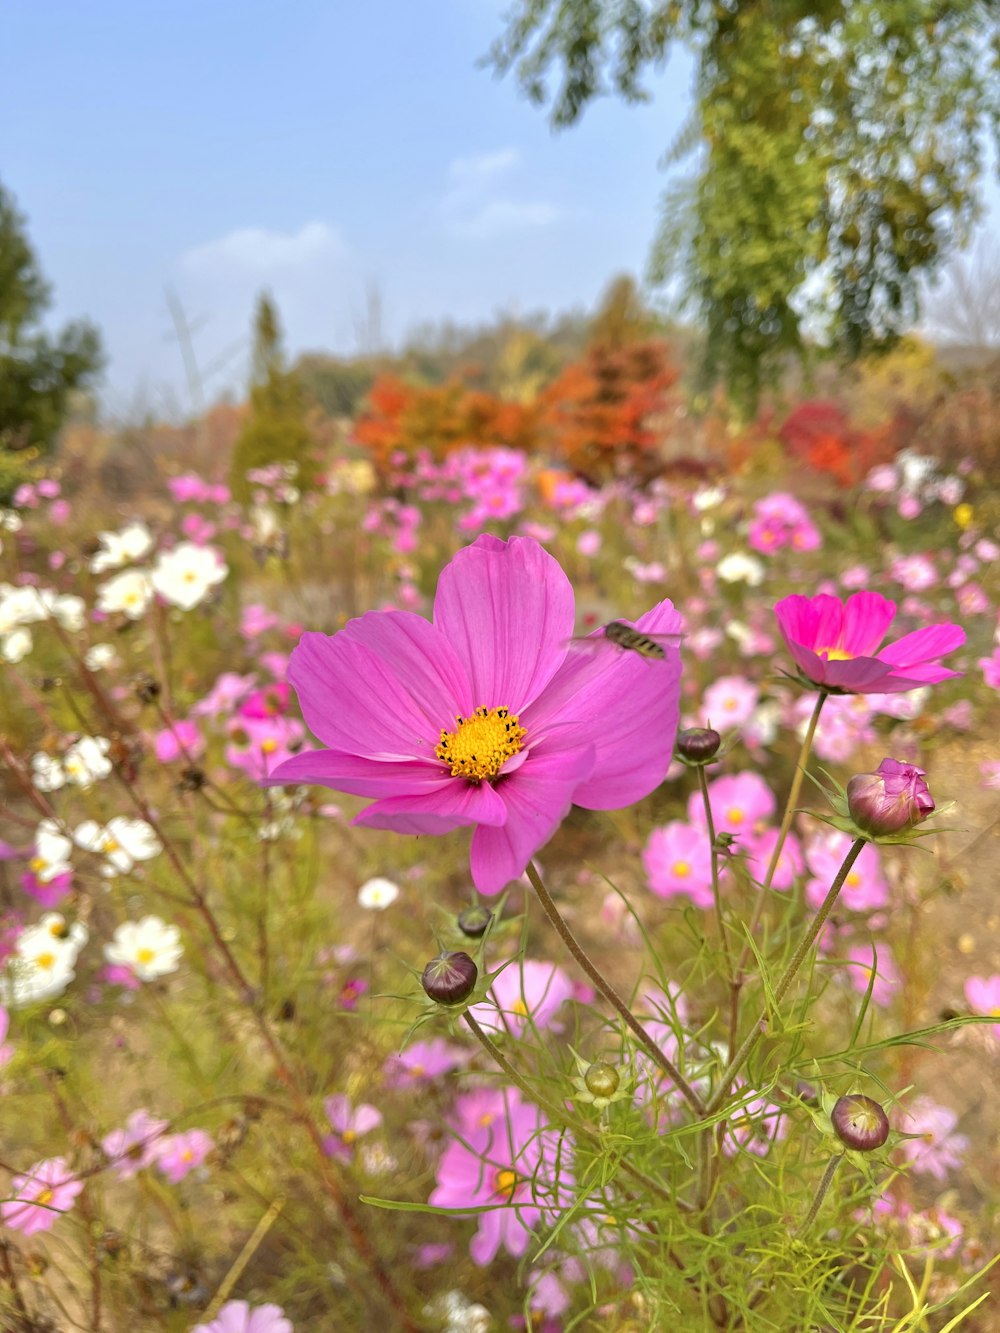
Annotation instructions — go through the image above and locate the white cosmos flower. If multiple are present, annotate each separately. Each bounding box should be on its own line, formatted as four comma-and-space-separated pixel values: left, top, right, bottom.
84, 643, 119, 672
30, 819, 74, 883
73, 818, 162, 877
31, 753, 66, 792
97, 569, 154, 620
357, 877, 400, 910
716, 552, 765, 587
1, 914, 88, 1009
151, 543, 228, 610
63, 736, 112, 789
104, 916, 183, 981
1, 626, 32, 662
90, 522, 154, 573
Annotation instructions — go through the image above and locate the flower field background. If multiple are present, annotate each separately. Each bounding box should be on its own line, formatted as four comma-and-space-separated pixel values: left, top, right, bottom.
1, 331, 1000, 1332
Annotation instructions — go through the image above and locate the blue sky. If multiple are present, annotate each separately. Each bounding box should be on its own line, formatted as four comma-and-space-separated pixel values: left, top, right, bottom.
6, 0, 695, 414
7, 1, 997, 416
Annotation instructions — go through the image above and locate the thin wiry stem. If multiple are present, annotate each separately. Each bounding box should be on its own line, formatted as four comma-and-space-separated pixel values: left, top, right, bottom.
526, 860, 704, 1116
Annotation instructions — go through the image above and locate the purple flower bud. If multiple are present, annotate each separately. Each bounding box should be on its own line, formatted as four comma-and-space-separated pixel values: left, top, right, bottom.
846, 758, 934, 836
457, 905, 492, 939
831, 1094, 890, 1151
421, 951, 478, 1006
676, 727, 722, 764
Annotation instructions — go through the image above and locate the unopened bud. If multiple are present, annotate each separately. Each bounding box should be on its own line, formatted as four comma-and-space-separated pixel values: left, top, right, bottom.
846, 758, 934, 836
457, 905, 492, 938
676, 727, 722, 764
421, 951, 478, 1006
584, 1062, 620, 1099
831, 1094, 890, 1151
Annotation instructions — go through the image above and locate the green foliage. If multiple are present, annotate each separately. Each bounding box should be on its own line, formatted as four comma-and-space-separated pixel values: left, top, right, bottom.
230, 292, 319, 501
0, 180, 104, 481
488, 0, 1000, 413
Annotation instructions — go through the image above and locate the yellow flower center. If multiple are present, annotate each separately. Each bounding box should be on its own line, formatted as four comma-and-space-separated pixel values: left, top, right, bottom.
726, 807, 744, 825
493, 1168, 518, 1200
36, 1187, 54, 1206
47, 921, 68, 938
477, 1112, 495, 1128
341, 1129, 357, 1144
136, 948, 156, 965
34, 952, 56, 971
509, 997, 529, 1017
846, 871, 861, 888
817, 647, 853, 661
435, 706, 526, 782
102, 837, 120, 855
30, 856, 46, 874
260, 738, 278, 754
672, 859, 691, 878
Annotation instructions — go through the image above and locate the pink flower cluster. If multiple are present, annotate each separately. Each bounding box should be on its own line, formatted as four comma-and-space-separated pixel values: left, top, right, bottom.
168, 473, 231, 505
748, 492, 821, 555
102, 1110, 214, 1184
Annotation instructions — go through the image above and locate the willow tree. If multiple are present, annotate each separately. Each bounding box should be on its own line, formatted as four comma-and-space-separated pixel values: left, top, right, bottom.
487, 1, 1000, 409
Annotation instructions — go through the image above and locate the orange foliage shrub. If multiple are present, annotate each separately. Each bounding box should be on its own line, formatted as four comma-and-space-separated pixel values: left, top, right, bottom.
352, 375, 539, 474
539, 340, 678, 484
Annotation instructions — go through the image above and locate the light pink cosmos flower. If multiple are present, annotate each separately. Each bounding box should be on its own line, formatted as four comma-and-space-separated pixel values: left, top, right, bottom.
774, 592, 964, 694
102, 1109, 169, 1178
699, 675, 759, 730
264, 536, 683, 893
0, 1007, 12, 1066
156, 1129, 214, 1183
963, 975, 1000, 1040
383, 1038, 471, 1088
323, 1094, 382, 1163
2, 1157, 84, 1234
430, 1086, 573, 1265
805, 829, 889, 913
153, 719, 205, 764
192, 1299, 293, 1333
687, 771, 776, 838
897, 1097, 969, 1180
743, 827, 804, 891
468, 959, 575, 1037
841, 944, 900, 1007
642, 822, 715, 909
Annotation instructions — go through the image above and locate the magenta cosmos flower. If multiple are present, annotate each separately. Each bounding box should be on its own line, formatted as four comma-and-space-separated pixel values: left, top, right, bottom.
1, 1157, 84, 1234
265, 536, 683, 893
774, 591, 964, 694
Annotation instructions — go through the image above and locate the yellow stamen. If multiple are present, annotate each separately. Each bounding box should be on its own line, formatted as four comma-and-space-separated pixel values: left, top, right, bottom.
817, 647, 853, 661
435, 706, 526, 782
846, 871, 861, 888
726, 807, 744, 826
29, 856, 46, 874
34, 952, 56, 971
477, 1112, 495, 1128
341, 1129, 357, 1144
260, 738, 278, 754
493, 1168, 518, 1200
36, 1188, 54, 1206
672, 859, 691, 878
510, 997, 529, 1017
136, 948, 156, 966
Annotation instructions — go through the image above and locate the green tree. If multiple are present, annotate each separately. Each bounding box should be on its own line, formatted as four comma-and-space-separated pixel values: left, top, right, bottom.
0, 182, 103, 489
488, 1, 1000, 410
230, 293, 318, 501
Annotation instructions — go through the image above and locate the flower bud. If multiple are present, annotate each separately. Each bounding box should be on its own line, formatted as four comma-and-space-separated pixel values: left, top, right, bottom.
457, 905, 492, 939
831, 1094, 889, 1151
584, 1061, 620, 1099
676, 727, 722, 764
421, 951, 478, 1006
846, 758, 934, 836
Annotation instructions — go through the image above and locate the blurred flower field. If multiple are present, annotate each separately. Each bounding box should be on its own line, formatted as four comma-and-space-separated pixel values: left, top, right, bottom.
1, 403, 1000, 1331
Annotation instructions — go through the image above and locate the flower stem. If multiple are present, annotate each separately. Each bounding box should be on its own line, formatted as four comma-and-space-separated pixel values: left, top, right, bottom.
526, 860, 704, 1115
795, 1153, 844, 1237
708, 837, 865, 1114
697, 764, 733, 983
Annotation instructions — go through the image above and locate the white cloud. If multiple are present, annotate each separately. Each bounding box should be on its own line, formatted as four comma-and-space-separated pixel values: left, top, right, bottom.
450, 199, 559, 239
179, 221, 345, 274
440, 147, 558, 239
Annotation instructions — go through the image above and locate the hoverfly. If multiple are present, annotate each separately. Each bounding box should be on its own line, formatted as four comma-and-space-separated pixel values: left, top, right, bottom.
568, 620, 685, 661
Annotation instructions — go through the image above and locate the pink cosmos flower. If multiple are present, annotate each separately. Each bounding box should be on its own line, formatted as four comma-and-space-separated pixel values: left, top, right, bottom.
430, 1086, 572, 1265
153, 719, 205, 764
688, 771, 776, 838
642, 822, 715, 908
192, 1300, 293, 1333
743, 827, 803, 891
323, 1094, 382, 1162
963, 974, 1000, 1039
805, 829, 889, 913
264, 536, 683, 893
156, 1128, 214, 1182
2, 1157, 84, 1234
774, 592, 965, 694
841, 944, 900, 1007
978, 648, 1000, 690
468, 959, 575, 1037
897, 1097, 968, 1180
0, 1008, 12, 1066
102, 1109, 169, 1178
383, 1038, 471, 1088
699, 675, 759, 730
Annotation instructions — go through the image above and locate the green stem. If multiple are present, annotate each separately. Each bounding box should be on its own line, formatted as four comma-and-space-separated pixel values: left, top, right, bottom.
526, 860, 704, 1116
795, 1153, 844, 1237
697, 763, 733, 983
708, 837, 865, 1114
